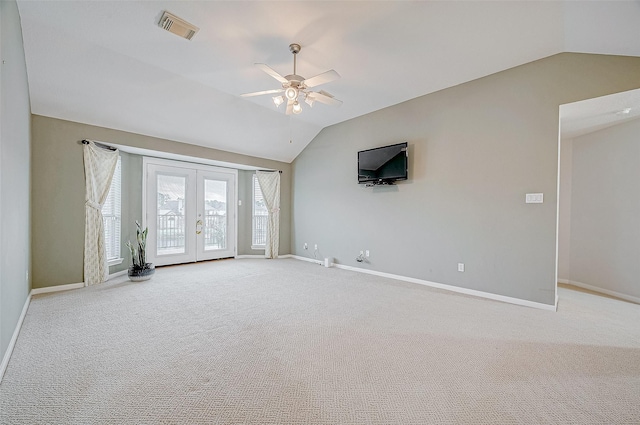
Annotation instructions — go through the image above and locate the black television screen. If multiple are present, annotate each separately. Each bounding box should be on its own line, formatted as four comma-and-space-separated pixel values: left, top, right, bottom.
358, 142, 408, 185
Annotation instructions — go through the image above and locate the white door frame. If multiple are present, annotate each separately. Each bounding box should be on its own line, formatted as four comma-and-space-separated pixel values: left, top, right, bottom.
142, 157, 238, 266
195, 168, 237, 261
145, 162, 197, 266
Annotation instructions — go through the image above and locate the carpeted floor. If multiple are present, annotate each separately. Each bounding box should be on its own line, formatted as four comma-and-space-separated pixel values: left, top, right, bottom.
1, 258, 640, 424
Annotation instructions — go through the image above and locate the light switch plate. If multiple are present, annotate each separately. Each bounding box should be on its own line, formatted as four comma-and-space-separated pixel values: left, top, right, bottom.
526, 193, 543, 204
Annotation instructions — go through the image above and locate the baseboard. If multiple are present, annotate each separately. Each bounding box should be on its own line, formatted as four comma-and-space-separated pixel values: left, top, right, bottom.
236, 254, 294, 259
107, 270, 127, 280
565, 280, 640, 305
291, 256, 556, 311
31, 273, 129, 292
30, 282, 85, 295
557, 278, 570, 284
0, 293, 31, 382
290, 255, 323, 266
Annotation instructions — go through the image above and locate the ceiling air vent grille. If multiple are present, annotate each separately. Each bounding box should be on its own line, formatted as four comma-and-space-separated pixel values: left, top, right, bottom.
159, 11, 199, 40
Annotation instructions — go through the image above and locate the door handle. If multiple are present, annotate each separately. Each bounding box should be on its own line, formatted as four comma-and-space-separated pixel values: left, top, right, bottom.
196, 219, 203, 235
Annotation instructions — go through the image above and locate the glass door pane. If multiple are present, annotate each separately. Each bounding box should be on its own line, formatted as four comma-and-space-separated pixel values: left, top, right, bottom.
203, 179, 227, 251
196, 169, 236, 261
156, 174, 187, 255
145, 162, 197, 267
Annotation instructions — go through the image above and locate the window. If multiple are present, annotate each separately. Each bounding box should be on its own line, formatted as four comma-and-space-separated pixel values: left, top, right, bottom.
252, 174, 268, 248
102, 156, 122, 264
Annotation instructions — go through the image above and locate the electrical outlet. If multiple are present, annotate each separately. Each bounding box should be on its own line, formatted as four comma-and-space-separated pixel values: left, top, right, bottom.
304, 243, 308, 250
458, 263, 465, 272
26, 270, 29, 281
365, 250, 370, 257
314, 244, 318, 250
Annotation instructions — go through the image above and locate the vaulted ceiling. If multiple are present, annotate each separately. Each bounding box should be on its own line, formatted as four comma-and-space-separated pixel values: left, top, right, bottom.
16, 1, 640, 163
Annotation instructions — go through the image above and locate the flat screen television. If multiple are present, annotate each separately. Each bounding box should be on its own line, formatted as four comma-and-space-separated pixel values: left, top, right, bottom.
358, 142, 408, 185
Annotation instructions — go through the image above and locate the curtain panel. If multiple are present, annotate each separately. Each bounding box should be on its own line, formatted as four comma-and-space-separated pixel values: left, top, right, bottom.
83, 141, 119, 286
256, 171, 280, 259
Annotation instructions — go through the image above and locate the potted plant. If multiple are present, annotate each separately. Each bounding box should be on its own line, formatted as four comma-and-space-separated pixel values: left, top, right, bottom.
126, 220, 155, 281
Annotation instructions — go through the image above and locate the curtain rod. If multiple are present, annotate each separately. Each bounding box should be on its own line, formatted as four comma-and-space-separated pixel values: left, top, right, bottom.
81, 139, 117, 151
82, 140, 280, 170
258, 169, 283, 174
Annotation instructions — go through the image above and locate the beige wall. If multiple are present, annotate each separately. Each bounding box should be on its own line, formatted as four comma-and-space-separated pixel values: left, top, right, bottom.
292, 53, 640, 307
31, 115, 291, 289
1, 0, 32, 361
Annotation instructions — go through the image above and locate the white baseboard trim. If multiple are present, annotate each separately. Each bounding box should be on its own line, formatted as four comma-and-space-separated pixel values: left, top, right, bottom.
107, 270, 128, 281
235, 254, 294, 259
557, 278, 570, 284
290, 255, 323, 266
564, 280, 640, 305
291, 256, 556, 311
1, 293, 31, 382
30, 282, 85, 295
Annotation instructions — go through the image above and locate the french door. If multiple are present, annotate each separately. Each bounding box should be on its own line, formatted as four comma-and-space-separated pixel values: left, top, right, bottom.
143, 158, 237, 266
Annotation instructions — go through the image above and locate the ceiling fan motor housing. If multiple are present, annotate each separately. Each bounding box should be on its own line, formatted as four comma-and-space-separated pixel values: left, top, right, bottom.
284, 75, 304, 86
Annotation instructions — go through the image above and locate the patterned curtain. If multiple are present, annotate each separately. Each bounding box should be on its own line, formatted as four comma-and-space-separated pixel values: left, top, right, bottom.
83, 141, 119, 286
256, 171, 280, 259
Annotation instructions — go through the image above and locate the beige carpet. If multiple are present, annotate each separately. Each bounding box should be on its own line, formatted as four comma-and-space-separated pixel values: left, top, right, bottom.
1, 258, 640, 424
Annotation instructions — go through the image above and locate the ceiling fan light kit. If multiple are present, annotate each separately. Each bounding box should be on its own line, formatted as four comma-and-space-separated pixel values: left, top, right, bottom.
241, 43, 342, 115
285, 87, 298, 101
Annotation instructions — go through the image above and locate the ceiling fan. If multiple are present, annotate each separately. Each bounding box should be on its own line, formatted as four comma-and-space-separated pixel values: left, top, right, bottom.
241, 43, 342, 115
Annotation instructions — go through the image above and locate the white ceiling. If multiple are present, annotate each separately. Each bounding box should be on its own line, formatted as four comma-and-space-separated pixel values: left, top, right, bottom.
16, 1, 640, 163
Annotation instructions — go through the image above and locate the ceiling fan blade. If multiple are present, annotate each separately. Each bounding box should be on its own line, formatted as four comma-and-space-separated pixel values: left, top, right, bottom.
309, 90, 343, 107
255, 63, 288, 84
240, 89, 284, 98
302, 70, 340, 88
285, 100, 294, 115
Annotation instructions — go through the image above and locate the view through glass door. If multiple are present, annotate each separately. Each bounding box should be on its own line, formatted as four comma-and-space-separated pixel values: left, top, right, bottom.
144, 158, 237, 267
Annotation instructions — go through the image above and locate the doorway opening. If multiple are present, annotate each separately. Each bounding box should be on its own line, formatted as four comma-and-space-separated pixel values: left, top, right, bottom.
556, 88, 640, 305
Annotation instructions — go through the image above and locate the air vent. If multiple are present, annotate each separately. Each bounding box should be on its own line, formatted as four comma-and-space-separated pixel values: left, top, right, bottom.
158, 11, 199, 40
